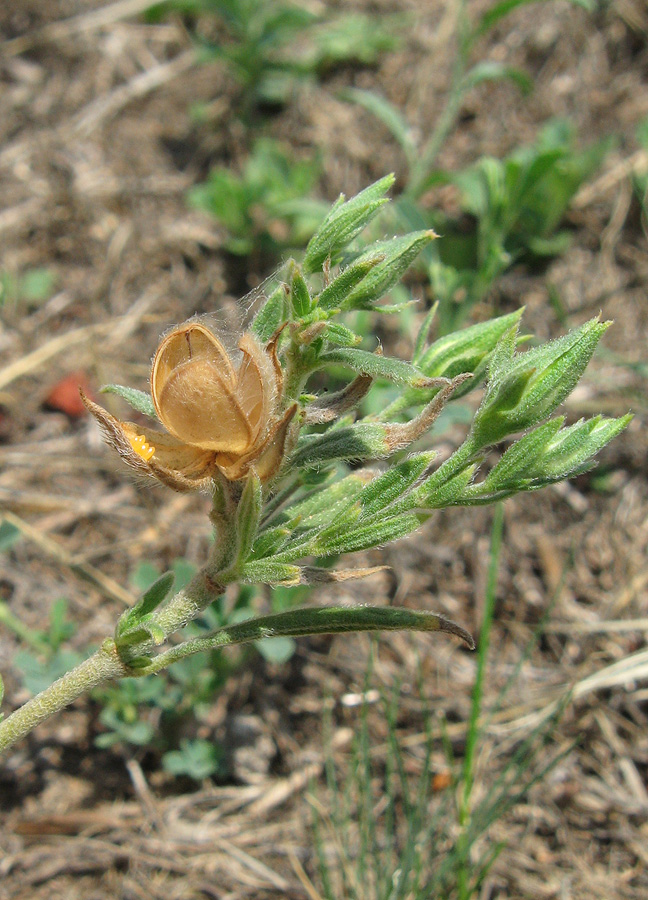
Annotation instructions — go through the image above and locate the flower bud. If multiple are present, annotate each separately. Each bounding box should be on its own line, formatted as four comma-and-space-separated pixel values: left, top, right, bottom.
470, 318, 610, 449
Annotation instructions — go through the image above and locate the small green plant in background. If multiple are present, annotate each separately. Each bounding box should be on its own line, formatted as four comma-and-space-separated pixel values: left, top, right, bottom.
346, 0, 595, 200
0, 177, 630, 756
188, 138, 326, 258
0, 266, 56, 312
149, 0, 399, 116
343, 0, 606, 332
633, 118, 648, 235
420, 120, 611, 333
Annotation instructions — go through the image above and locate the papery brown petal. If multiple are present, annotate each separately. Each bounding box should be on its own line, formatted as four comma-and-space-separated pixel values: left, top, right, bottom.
157, 359, 252, 453
148, 459, 214, 492
265, 323, 287, 397
80, 391, 152, 474
80, 391, 215, 492
217, 403, 298, 481
152, 323, 237, 417
237, 333, 276, 440
299, 565, 389, 584
304, 373, 373, 424
384, 373, 473, 450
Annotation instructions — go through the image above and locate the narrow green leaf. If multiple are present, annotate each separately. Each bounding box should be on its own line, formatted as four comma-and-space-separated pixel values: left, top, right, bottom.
116, 571, 175, 637
0, 520, 21, 552
530, 413, 632, 479
303, 175, 395, 274
319, 322, 362, 347
117, 623, 164, 649
232, 471, 262, 567
283, 473, 369, 527
381, 311, 526, 419
318, 348, 433, 387
317, 256, 384, 311
240, 560, 302, 586
472, 318, 610, 448
341, 88, 417, 166
251, 283, 288, 341
312, 513, 421, 556
463, 62, 532, 94
483, 418, 564, 490
343, 231, 436, 309
290, 423, 391, 468
360, 451, 437, 517
140, 605, 475, 674
477, 0, 593, 37
251, 526, 292, 559
413, 301, 438, 364
102, 385, 156, 419
290, 263, 312, 317
291, 492, 362, 536
305, 503, 362, 549
414, 465, 477, 510
418, 310, 524, 377
477, 0, 540, 36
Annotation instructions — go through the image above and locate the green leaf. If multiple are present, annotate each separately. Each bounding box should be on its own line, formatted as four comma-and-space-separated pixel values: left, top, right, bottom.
316, 255, 384, 311
240, 560, 302, 586
418, 310, 525, 376
415, 465, 477, 510
116, 621, 166, 650
251, 284, 288, 341
252, 525, 292, 559
232, 471, 263, 568
163, 739, 224, 780
302, 175, 395, 274
290, 423, 392, 469
476, 0, 541, 36
342, 231, 436, 309
477, 0, 594, 36
138, 605, 475, 675
282, 473, 369, 528
312, 513, 421, 556
462, 62, 532, 94
528, 414, 632, 480
359, 451, 437, 517
318, 322, 362, 347
290, 262, 312, 317
482, 418, 564, 491
318, 348, 433, 387
0, 520, 21, 552
381, 311, 526, 421
472, 318, 610, 448
341, 88, 417, 167
101, 385, 156, 419
255, 635, 297, 664
117, 572, 175, 638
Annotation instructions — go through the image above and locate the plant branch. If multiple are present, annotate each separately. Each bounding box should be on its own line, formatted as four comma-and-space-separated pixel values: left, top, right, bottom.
0, 642, 126, 754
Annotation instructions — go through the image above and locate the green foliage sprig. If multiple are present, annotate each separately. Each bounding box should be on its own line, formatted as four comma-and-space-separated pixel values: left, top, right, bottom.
0, 177, 629, 753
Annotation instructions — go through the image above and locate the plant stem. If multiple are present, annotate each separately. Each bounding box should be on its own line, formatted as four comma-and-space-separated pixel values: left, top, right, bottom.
456, 501, 503, 898
0, 642, 126, 754
407, 0, 471, 197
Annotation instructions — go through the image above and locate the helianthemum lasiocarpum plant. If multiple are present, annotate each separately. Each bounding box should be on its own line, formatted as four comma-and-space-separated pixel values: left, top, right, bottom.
0, 175, 631, 753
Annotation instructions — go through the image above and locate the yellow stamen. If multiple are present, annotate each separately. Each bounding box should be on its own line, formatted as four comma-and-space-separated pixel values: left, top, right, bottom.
129, 433, 155, 461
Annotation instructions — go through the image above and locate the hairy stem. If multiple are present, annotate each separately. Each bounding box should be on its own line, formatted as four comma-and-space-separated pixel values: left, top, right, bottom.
0, 642, 126, 754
